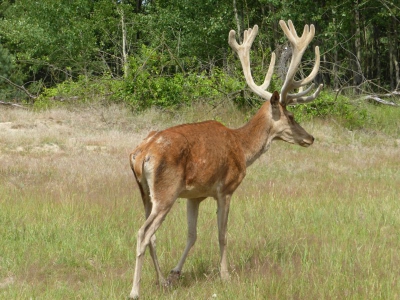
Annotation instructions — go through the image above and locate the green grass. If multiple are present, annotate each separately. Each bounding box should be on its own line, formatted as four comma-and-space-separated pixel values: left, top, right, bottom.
1, 104, 399, 299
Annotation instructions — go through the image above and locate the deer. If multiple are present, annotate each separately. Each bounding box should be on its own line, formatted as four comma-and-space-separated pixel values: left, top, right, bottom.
128, 20, 323, 299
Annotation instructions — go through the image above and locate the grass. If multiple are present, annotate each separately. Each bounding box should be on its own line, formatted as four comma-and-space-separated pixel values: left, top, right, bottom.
1, 102, 400, 299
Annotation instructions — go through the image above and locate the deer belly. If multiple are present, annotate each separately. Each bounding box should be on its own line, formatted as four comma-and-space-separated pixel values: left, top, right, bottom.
178, 182, 220, 199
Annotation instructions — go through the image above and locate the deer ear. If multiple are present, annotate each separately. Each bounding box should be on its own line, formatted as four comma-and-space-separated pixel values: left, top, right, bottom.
270, 91, 280, 106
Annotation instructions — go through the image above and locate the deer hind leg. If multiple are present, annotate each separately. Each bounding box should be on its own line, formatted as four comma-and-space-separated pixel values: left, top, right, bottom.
129, 203, 172, 299
217, 194, 232, 280
168, 197, 204, 284
133, 175, 167, 289
140, 186, 166, 287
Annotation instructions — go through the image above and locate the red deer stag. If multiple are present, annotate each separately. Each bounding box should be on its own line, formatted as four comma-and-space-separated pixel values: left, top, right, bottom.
128, 20, 323, 299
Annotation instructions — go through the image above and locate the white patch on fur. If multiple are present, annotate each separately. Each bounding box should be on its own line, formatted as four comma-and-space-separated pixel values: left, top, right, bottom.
155, 135, 171, 149
156, 136, 165, 144
143, 131, 158, 144
185, 185, 195, 191
143, 155, 156, 199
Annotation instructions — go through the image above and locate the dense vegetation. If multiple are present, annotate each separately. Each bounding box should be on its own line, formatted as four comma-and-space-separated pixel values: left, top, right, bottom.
0, 0, 399, 113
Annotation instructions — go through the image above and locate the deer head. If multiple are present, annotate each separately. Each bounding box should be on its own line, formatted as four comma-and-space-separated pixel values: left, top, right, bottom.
269, 90, 315, 147
228, 20, 323, 148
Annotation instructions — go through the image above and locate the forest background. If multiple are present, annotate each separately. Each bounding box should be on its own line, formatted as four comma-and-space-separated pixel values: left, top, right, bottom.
0, 0, 399, 112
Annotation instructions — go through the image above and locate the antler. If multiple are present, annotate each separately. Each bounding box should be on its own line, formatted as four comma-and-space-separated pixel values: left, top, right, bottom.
228, 25, 276, 101
279, 20, 323, 105
228, 20, 323, 105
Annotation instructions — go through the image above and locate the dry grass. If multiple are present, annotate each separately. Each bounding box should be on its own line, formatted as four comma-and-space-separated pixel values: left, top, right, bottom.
1, 103, 399, 299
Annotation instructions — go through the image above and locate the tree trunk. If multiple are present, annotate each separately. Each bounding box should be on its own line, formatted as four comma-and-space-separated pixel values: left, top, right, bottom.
333, 17, 339, 90
270, 4, 279, 50
233, 0, 242, 43
135, 0, 142, 13
393, 17, 399, 90
353, 0, 362, 92
389, 28, 395, 90
135, 0, 142, 41
373, 24, 381, 85
118, 2, 129, 78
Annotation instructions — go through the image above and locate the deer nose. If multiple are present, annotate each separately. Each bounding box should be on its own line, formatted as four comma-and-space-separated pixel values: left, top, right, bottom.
301, 135, 314, 147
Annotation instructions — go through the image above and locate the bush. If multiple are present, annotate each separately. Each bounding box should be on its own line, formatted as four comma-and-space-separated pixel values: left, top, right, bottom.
290, 91, 369, 130
120, 47, 242, 110
34, 75, 123, 109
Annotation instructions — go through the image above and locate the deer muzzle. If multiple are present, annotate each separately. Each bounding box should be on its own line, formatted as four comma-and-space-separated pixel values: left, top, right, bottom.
300, 136, 314, 147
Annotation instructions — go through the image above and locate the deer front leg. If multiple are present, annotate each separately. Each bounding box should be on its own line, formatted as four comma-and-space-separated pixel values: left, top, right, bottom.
168, 198, 203, 284
217, 194, 231, 280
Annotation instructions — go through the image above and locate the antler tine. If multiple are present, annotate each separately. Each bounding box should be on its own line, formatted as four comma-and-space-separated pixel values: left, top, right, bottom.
286, 45, 321, 103
279, 20, 323, 105
229, 25, 274, 101
288, 83, 324, 105
260, 52, 276, 90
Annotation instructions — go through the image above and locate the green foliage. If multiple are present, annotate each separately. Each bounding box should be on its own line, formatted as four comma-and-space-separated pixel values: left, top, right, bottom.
0, 44, 12, 77
0, 43, 28, 101
34, 75, 123, 109
0, 0, 398, 101
0, 44, 14, 99
290, 91, 369, 130
34, 47, 243, 111
121, 69, 241, 110
0, 0, 97, 65
33, 42, 243, 110
147, 0, 233, 60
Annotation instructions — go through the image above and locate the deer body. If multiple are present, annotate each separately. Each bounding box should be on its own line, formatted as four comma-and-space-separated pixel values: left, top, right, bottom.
129, 20, 322, 299
132, 120, 246, 200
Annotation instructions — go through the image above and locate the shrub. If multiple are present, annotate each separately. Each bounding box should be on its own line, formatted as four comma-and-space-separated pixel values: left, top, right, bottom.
119, 47, 243, 110
290, 91, 369, 130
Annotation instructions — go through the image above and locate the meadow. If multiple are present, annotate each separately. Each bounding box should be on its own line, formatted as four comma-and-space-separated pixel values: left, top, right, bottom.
1, 102, 399, 299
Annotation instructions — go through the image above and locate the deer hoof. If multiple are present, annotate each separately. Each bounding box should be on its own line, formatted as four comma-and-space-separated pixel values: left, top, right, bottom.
220, 271, 231, 281
166, 270, 181, 286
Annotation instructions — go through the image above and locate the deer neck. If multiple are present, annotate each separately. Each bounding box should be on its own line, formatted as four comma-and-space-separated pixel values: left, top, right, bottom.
234, 103, 274, 167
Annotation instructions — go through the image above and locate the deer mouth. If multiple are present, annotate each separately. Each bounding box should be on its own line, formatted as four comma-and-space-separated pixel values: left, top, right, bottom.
300, 137, 314, 147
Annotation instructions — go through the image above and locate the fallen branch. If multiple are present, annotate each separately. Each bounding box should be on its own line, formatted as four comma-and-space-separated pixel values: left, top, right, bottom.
361, 91, 399, 107
0, 101, 28, 109
363, 96, 398, 106
51, 96, 80, 102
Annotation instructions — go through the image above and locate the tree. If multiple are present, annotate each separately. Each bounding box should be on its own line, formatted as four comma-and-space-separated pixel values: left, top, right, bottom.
0, 0, 398, 102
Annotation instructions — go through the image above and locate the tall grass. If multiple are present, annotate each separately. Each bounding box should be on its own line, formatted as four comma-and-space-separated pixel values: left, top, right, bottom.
1, 103, 399, 299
